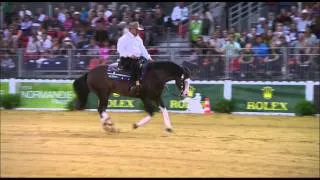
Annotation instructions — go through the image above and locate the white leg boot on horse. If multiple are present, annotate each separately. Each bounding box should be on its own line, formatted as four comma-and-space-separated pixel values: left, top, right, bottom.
159, 106, 173, 133
100, 110, 118, 133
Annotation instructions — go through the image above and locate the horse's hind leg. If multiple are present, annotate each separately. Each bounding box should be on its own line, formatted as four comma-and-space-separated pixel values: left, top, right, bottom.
133, 98, 155, 129
157, 98, 173, 132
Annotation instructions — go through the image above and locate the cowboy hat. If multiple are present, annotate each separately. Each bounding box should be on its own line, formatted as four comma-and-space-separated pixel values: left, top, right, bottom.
129, 21, 144, 30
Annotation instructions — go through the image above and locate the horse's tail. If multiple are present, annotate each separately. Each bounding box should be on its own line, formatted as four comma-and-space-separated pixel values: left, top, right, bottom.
73, 72, 90, 110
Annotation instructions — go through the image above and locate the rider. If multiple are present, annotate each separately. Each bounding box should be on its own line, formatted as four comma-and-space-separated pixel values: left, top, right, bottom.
117, 21, 153, 95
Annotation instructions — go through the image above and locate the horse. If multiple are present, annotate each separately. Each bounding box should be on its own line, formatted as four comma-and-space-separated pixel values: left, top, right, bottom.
72, 60, 191, 133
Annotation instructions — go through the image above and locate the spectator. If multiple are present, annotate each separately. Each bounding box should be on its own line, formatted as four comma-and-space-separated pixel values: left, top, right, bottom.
76, 31, 89, 52
239, 43, 255, 78
18, 4, 32, 19
276, 8, 292, 25
56, 8, 66, 24
132, 9, 143, 24
51, 37, 61, 56
264, 43, 281, 77
295, 9, 312, 33
182, 49, 202, 77
247, 27, 257, 42
154, 4, 166, 37
257, 17, 268, 35
43, 35, 53, 52
85, 38, 100, 56
88, 9, 97, 27
80, 7, 89, 23
222, 33, 241, 61
2, 23, 11, 41
92, 11, 107, 28
69, 6, 76, 15
252, 35, 269, 71
142, 10, 155, 46
288, 22, 298, 45
229, 27, 241, 43
265, 29, 274, 46
108, 8, 118, 23
1, 51, 16, 77
304, 26, 319, 47
171, 2, 189, 38
208, 31, 224, 54
118, 21, 129, 35
107, 17, 120, 45
64, 12, 73, 31
60, 37, 76, 56
267, 12, 275, 30
201, 5, 213, 39
25, 35, 40, 61
104, 5, 113, 19
289, 5, 298, 20
35, 8, 47, 23
294, 33, 312, 79
48, 14, 63, 30
199, 56, 213, 79
99, 41, 110, 64
94, 18, 109, 45
20, 15, 33, 36
189, 13, 202, 46
72, 11, 84, 33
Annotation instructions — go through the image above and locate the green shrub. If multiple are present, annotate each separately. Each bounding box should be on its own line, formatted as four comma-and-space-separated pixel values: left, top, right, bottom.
65, 98, 77, 111
0, 95, 2, 107
294, 100, 316, 116
1, 94, 21, 109
213, 99, 234, 113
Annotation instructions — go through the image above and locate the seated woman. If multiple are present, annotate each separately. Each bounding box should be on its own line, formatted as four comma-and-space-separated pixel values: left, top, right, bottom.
264, 43, 281, 77
239, 43, 255, 78
25, 34, 40, 61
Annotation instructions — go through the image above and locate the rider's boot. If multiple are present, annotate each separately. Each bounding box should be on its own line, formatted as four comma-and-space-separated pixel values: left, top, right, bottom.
130, 81, 141, 96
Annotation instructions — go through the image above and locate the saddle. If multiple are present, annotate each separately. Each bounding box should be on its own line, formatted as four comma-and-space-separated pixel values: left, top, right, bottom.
106, 59, 148, 81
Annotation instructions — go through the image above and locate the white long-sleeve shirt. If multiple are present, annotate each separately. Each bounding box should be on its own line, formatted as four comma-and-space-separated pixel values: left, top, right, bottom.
171, 6, 188, 22
117, 31, 151, 60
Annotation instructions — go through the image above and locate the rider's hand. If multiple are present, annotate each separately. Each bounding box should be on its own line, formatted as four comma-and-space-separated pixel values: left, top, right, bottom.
148, 58, 154, 62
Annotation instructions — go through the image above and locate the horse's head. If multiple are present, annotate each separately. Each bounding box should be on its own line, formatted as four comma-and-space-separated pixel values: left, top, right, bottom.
176, 67, 191, 97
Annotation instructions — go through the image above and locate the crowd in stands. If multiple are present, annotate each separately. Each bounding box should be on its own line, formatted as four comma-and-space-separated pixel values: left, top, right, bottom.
1, 2, 319, 80
0, 3, 167, 73
182, 2, 320, 80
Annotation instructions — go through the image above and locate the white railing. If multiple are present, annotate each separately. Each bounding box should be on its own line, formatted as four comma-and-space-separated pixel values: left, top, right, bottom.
228, 2, 264, 32
1, 47, 319, 81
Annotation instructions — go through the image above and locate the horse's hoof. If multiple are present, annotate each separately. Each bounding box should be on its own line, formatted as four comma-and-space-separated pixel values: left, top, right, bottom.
133, 123, 138, 129
166, 128, 173, 133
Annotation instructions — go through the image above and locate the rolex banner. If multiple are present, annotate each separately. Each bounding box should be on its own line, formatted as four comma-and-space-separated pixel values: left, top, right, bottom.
86, 84, 224, 111
232, 85, 305, 113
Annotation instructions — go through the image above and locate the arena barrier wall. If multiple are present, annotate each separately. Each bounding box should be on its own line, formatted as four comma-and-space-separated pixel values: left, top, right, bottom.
0, 79, 319, 116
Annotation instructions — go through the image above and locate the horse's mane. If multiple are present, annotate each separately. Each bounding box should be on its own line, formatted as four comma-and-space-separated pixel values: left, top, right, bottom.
147, 61, 183, 75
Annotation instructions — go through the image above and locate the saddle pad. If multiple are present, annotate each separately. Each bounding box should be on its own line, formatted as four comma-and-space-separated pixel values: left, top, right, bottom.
106, 63, 131, 81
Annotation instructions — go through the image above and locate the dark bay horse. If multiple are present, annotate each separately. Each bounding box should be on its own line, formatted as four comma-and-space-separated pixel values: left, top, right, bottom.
73, 61, 191, 133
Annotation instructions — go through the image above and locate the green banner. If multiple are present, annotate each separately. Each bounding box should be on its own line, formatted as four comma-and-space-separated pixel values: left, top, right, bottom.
232, 85, 305, 113
161, 84, 224, 111
86, 84, 224, 111
0, 82, 9, 96
18, 82, 75, 108
86, 92, 143, 110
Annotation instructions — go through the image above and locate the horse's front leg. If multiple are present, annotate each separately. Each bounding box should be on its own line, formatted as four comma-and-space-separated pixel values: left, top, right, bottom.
97, 92, 117, 132
158, 98, 173, 133
133, 98, 155, 129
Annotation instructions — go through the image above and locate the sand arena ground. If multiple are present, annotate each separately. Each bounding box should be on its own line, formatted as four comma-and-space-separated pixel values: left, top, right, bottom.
1, 110, 319, 177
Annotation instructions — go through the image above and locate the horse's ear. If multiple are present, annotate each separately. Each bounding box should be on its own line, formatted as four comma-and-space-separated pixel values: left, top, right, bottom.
182, 67, 191, 78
